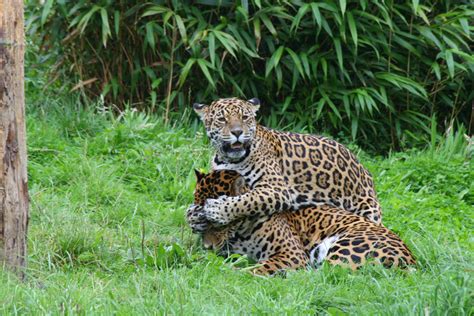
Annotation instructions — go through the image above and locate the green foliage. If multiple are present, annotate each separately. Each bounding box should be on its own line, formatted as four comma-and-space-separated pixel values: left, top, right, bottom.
1, 98, 471, 314
26, 0, 473, 151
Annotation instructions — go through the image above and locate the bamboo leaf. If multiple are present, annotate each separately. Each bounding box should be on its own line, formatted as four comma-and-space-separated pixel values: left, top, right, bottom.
208, 32, 216, 66
226, 24, 259, 58
418, 26, 442, 50
291, 66, 300, 91
310, 3, 322, 28
321, 90, 341, 119
416, 6, 430, 25
300, 53, 311, 78
445, 49, 454, 78
145, 23, 155, 49
141, 5, 169, 17
339, 0, 346, 16
41, 0, 54, 25
174, 15, 187, 44
163, 11, 173, 26
286, 48, 304, 78
241, 0, 249, 12
197, 59, 216, 88
178, 58, 196, 87
291, 4, 310, 32
392, 34, 421, 57
458, 18, 470, 37
78, 6, 100, 34
334, 38, 343, 71
441, 34, 459, 51
260, 13, 277, 37
321, 57, 328, 80
351, 117, 358, 139
342, 94, 351, 118
114, 10, 120, 36
347, 11, 357, 47
376, 72, 428, 98
318, 3, 338, 12
100, 8, 111, 47
321, 17, 333, 37
431, 62, 441, 80
253, 18, 261, 48
444, 27, 470, 49
452, 50, 474, 64
316, 99, 325, 120
265, 46, 285, 77
214, 31, 238, 58
276, 65, 283, 91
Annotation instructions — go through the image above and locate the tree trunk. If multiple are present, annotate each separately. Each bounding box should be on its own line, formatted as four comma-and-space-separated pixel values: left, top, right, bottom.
0, 0, 29, 278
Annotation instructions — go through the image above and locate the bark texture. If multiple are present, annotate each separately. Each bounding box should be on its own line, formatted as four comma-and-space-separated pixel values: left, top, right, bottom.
0, 0, 28, 278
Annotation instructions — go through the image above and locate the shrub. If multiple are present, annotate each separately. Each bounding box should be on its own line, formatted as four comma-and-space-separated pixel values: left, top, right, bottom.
26, 0, 473, 151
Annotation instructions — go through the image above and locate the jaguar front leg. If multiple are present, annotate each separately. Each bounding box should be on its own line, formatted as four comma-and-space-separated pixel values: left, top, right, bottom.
202, 184, 293, 226
186, 204, 210, 233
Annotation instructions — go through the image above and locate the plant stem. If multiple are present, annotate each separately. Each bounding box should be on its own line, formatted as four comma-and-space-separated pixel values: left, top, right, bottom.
165, 19, 177, 126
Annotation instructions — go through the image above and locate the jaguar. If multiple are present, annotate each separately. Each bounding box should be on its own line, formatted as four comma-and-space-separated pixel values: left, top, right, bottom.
187, 97, 382, 232
190, 169, 416, 275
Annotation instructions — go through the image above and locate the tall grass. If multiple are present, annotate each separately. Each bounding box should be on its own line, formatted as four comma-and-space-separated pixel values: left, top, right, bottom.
26, 0, 473, 151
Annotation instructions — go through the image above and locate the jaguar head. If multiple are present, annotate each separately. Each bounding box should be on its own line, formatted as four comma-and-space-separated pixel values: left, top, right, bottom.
193, 97, 260, 162
193, 169, 248, 251
193, 169, 247, 209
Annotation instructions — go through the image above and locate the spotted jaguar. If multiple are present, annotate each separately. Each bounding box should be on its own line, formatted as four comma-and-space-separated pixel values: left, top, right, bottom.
190, 170, 416, 275
187, 97, 382, 233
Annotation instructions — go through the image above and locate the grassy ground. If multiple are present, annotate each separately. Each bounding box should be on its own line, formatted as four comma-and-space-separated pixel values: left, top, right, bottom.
1, 97, 472, 315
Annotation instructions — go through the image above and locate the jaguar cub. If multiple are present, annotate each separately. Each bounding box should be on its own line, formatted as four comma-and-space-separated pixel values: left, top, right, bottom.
188, 97, 382, 235
190, 169, 416, 275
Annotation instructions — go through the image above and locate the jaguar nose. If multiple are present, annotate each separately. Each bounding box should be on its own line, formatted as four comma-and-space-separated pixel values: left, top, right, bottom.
231, 129, 243, 138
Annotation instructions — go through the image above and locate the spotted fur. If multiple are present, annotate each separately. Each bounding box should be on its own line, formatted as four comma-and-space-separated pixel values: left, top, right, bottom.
189, 170, 416, 275
188, 97, 382, 232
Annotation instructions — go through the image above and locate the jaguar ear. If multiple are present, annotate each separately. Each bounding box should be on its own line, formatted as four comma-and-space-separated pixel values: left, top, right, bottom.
193, 103, 208, 120
247, 98, 260, 113
194, 169, 205, 181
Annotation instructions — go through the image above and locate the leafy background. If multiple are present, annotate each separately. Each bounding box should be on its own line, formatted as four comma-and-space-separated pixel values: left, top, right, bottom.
27, 0, 473, 152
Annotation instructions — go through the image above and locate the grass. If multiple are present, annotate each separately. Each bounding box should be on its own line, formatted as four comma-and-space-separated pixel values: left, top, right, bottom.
1, 95, 472, 315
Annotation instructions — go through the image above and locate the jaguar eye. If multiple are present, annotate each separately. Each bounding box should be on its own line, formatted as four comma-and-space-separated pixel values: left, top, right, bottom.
217, 116, 226, 123
242, 114, 250, 120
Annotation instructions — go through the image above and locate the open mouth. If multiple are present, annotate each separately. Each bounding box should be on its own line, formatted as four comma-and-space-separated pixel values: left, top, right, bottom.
222, 141, 249, 155
230, 142, 244, 150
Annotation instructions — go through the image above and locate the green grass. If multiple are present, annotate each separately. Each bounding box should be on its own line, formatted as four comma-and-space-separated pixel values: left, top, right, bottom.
1, 96, 472, 315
